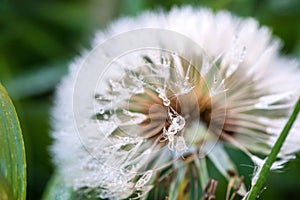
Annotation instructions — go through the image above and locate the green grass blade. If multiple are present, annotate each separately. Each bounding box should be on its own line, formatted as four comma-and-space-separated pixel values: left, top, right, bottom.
168, 165, 188, 200
194, 157, 209, 191
0, 83, 26, 200
246, 97, 300, 199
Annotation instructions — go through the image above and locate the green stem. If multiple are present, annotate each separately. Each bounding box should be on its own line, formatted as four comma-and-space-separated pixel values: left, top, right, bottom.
246, 97, 300, 200
194, 157, 209, 191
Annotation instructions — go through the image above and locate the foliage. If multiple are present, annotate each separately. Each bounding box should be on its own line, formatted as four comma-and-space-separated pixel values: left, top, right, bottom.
0, 84, 26, 200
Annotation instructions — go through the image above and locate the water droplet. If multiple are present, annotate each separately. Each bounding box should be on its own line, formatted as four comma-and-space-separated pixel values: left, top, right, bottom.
99, 108, 105, 114
175, 136, 187, 153
120, 110, 147, 125
167, 136, 175, 150
135, 170, 153, 188
99, 190, 110, 199
161, 56, 170, 68
138, 75, 144, 80
239, 46, 247, 62
156, 87, 163, 93
213, 74, 218, 84
163, 98, 170, 106
172, 116, 185, 130
167, 125, 177, 135
132, 86, 144, 94
122, 109, 130, 115
109, 79, 122, 91
156, 87, 171, 107
96, 95, 112, 104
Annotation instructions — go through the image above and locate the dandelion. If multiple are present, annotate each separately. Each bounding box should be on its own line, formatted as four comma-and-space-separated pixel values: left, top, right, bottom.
51, 6, 300, 199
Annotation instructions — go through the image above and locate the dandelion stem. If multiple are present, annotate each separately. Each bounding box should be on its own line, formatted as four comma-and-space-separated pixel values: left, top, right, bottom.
246, 97, 300, 200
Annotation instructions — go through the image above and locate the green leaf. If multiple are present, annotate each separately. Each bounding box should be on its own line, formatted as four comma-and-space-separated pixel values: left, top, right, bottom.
0, 83, 26, 200
168, 165, 188, 200
208, 143, 246, 197
194, 157, 209, 191
0, 170, 13, 200
207, 143, 236, 179
42, 173, 74, 200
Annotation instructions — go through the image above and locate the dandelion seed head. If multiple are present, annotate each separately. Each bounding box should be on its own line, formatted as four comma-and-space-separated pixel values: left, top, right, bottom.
51, 6, 300, 199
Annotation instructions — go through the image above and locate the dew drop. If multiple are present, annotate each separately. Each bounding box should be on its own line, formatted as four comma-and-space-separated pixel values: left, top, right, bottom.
161, 56, 170, 68
99, 190, 110, 199
172, 116, 185, 130
239, 46, 247, 62
138, 75, 144, 80
135, 170, 153, 188
132, 86, 144, 94
156, 87, 163, 93
175, 136, 187, 153
96, 95, 112, 104
163, 98, 170, 106
167, 125, 177, 135
99, 108, 105, 114
109, 79, 122, 91
213, 74, 218, 84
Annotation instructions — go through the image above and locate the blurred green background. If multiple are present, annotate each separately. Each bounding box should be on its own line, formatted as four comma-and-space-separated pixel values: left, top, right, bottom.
1, 0, 300, 199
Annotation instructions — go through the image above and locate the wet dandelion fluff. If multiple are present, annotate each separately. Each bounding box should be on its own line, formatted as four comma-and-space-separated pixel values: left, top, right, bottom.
51, 7, 300, 199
